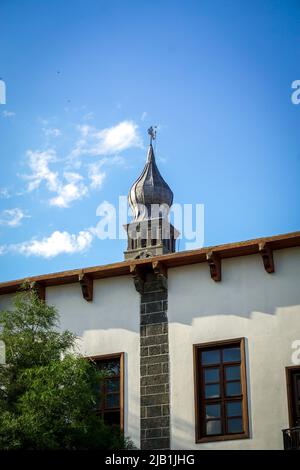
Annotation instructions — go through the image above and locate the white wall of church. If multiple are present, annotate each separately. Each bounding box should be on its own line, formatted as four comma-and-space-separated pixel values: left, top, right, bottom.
0, 276, 141, 448
0, 293, 13, 311
1, 246, 300, 449
168, 247, 300, 450
46, 276, 140, 447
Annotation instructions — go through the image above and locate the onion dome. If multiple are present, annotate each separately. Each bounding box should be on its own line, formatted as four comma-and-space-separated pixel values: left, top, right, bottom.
128, 143, 173, 221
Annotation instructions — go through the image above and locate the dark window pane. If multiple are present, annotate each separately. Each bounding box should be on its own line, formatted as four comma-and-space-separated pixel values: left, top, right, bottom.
206, 420, 221, 435
106, 378, 120, 393
106, 394, 120, 409
204, 368, 220, 384
226, 401, 242, 417
223, 347, 241, 363
206, 404, 221, 419
227, 417, 243, 433
205, 384, 220, 399
104, 411, 120, 427
202, 350, 221, 365
225, 365, 240, 381
97, 392, 104, 409
97, 359, 120, 376
226, 382, 241, 396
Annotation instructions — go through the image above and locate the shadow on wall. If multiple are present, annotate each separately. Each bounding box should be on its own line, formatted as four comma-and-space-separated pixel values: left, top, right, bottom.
168, 249, 300, 323
46, 275, 141, 338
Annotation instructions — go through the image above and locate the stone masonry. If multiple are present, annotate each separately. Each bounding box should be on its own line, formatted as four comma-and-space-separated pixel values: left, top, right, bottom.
140, 273, 170, 450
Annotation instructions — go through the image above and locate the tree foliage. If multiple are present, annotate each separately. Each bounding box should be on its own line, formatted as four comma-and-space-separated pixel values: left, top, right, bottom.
0, 288, 132, 449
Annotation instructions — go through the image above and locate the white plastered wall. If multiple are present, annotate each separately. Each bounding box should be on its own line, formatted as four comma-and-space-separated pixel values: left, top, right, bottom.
0, 275, 141, 447
168, 247, 300, 449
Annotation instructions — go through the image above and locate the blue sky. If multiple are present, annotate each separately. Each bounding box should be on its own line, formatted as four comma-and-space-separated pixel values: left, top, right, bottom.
0, 0, 299, 282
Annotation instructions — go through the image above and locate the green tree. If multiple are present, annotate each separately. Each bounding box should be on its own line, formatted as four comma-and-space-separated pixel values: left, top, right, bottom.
0, 288, 133, 449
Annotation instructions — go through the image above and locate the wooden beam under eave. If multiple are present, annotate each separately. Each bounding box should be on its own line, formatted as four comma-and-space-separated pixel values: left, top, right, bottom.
206, 251, 221, 282
152, 260, 168, 278
79, 274, 93, 301
259, 242, 275, 274
152, 260, 168, 290
129, 264, 145, 294
29, 281, 46, 301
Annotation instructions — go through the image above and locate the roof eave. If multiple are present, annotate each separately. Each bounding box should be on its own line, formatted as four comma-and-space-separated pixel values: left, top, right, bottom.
0, 230, 299, 296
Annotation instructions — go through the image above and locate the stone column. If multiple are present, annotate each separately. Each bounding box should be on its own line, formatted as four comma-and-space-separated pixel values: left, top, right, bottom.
139, 272, 170, 450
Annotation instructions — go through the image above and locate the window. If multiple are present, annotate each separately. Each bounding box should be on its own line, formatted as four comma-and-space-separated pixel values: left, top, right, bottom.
286, 366, 300, 427
194, 338, 249, 443
89, 352, 124, 431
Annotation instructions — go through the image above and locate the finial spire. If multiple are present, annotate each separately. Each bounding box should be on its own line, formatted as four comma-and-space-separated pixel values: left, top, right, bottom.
147, 125, 157, 145
124, 128, 178, 259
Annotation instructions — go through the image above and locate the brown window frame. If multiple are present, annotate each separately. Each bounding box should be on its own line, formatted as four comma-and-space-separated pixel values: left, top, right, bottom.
286, 365, 300, 428
88, 352, 124, 432
193, 338, 249, 443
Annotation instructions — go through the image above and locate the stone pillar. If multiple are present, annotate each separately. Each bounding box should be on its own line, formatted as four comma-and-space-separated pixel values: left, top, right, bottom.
139, 272, 170, 450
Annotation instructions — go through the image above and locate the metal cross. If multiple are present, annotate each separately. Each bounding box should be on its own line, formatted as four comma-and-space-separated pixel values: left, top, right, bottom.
147, 126, 157, 144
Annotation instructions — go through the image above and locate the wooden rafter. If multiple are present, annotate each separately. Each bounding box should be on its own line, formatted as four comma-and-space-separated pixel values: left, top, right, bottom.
259, 242, 274, 274
152, 260, 168, 290
130, 264, 145, 294
206, 251, 221, 282
79, 273, 93, 301
29, 281, 45, 301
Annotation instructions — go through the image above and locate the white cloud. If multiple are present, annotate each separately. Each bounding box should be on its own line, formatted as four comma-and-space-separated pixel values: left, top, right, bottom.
24, 150, 88, 207
25, 149, 59, 192
43, 127, 61, 138
49, 183, 88, 208
83, 112, 94, 121
0, 245, 7, 255
0, 208, 28, 227
21, 120, 139, 209
0, 193, 124, 258
39, 118, 49, 126
87, 155, 125, 190
78, 124, 91, 138
72, 120, 142, 158
97, 121, 142, 154
141, 111, 148, 121
13, 229, 93, 258
50, 172, 88, 208
2, 110, 15, 118
88, 162, 106, 190
0, 188, 10, 199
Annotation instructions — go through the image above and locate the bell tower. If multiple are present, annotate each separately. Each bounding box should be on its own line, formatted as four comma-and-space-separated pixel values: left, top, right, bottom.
124, 127, 178, 260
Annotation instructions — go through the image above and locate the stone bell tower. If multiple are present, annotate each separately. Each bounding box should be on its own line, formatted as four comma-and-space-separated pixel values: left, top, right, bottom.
125, 128, 178, 450
124, 127, 178, 260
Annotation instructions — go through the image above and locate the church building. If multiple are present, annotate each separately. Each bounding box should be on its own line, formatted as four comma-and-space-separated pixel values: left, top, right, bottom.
0, 130, 299, 450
